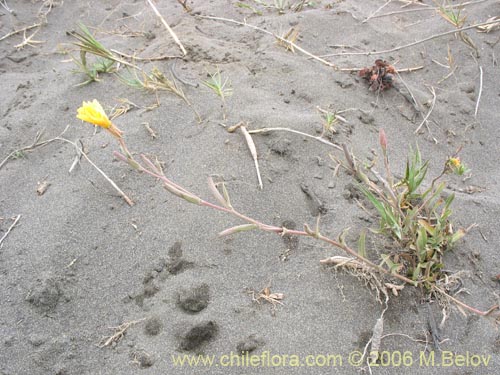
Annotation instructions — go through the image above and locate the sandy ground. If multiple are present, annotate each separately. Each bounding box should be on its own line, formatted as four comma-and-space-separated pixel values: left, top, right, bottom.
1, 0, 500, 374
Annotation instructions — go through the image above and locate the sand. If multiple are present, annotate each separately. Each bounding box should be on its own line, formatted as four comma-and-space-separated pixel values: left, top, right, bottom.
1, 0, 500, 374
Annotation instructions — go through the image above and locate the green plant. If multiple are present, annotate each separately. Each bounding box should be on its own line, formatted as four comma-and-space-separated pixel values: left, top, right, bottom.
69, 23, 137, 85
273, 0, 288, 13
71, 55, 116, 86
202, 68, 233, 119
70, 23, 200, 122
320, 110, 339, 137
78, 102, 497, 316
235, 2, 263, 15
343, 129, 469, 288
254, 0, 289, 14
118, 67, 201, 122
435, 0, 466, 28
12, 150, 26, 159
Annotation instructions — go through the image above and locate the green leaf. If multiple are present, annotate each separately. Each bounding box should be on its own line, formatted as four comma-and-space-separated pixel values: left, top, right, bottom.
337, 227, 350, 246
380, 254, 400, 274
358, 184, 402, 240
416, 226, 428, 261
450, 228, 466, 245
357, 229, 367, 258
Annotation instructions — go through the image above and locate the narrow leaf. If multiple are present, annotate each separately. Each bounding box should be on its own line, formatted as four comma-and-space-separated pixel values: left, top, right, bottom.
207, 176, 230, 208
218, 224, 258, 237
240, 126, 263, 189
220, 181, 232, 209
357, 229, 367, 258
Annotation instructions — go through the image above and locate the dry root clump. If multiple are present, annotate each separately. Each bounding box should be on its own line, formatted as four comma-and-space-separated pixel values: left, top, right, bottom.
358, 59, 396, 91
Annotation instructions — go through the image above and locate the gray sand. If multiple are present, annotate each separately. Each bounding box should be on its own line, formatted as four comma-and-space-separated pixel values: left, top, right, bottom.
1, 0, 500, 374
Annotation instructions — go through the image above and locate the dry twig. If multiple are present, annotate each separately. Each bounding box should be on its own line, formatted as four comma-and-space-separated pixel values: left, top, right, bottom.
368, 0, 490, 20
415, 86, 436, 134
321, 19, 500, 57
110, 48, 180, 61
240, 126, 263, 190
362, 0, 393, 23
98, 318, 145, 348
474, 66, 483, 118
227, 122, 263, 189
146, 0, 187, 56
198, 15, 337, 69
248, 127, 342, 151
0, 215, 21, 248
14, 29, 45, 50
0, 23, 42, 42
0, 126, 134, 206
250, 287, 284, 313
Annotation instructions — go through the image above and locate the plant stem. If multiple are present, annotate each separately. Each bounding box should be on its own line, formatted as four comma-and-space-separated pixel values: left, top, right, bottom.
115, 151, 417, 285
432, 286, 499, 316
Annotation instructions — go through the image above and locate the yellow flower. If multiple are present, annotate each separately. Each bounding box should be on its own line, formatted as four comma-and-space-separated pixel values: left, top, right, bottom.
448, 157, 461, 167
77, 99, 122, 139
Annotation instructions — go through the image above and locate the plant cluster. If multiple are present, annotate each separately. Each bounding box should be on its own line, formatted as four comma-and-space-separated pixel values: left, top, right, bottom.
340, 130, 469, 289
68, 24, 202, 121
74, 99, 498, 317
241, 0, 314, 14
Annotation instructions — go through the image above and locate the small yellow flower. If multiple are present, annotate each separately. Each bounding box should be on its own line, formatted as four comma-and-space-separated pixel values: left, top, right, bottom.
448, 157, 461, 167
77, 99, 122, 139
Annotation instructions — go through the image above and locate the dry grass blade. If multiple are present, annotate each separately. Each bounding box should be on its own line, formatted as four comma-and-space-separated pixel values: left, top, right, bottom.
0, 127, 65, 170
176, 0, 192, 12
248, 127, 342, 151
362, 0, 393, 24
320, 19, 500, 57
98, 318, 145, 348
476, 16, 500, 32
0, 0, 13, 13
240, 125, 263, 190
276, 27, 300, 52
14, 29, 44, 50
0, 22, 41, 41
250, 286, 285, 311
199, 15, 337, 69
58, 137, 134, 206
367, 0, 489, 20
110, 48, 180, 61
0, 214, 21, 248
146, 0, 187, 56
474, 66, 483, 118
415, 86, 437, 134
0, 125, 133, 206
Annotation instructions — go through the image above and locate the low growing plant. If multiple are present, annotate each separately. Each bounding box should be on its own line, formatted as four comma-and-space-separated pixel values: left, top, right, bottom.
340, 129, 470, 289
70, 23, 200, 122
75, 100, 498, 317
435, 0, 466, 28
202, 68, 233, 119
